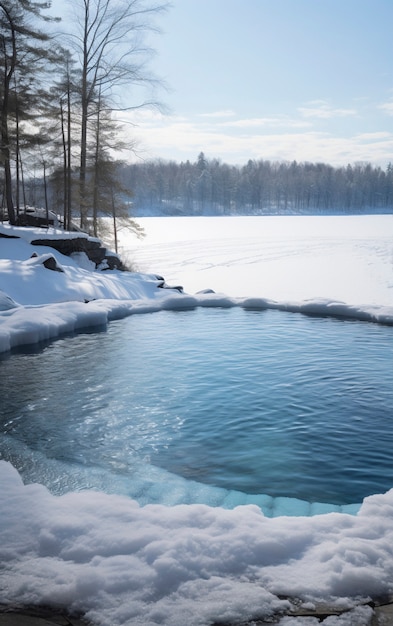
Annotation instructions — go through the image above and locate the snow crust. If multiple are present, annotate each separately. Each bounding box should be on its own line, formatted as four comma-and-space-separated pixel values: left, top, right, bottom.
1, 215, 393, 625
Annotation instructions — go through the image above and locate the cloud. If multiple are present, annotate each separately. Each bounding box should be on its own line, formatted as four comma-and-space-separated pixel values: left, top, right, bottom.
197, 110, 236, 119
378, 100, 393, 116
219, 116, 311, 130
355, 131, 392, 141
298, 100, 357, 119
118, 107, 392, 167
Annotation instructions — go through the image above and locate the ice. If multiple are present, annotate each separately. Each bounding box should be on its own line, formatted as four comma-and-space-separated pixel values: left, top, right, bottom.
0, 427, 363, 517
272, 497, 311, 517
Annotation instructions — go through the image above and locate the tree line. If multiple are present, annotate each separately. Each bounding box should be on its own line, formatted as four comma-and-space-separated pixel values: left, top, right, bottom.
0, 0, 166, 241
121, 152, 393, 216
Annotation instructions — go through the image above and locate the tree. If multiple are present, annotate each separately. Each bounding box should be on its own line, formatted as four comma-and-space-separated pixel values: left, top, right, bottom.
66, 0, 168, 229
89, 86, 127, 235
47, 49, 79, 230
93, 156, 145, 254
116, 156, 393, 217
0, 0, 58, 224
0, 1, 19, 223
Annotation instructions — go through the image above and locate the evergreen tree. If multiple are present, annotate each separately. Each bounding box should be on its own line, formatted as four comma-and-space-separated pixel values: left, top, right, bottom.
0, 0, 58, 223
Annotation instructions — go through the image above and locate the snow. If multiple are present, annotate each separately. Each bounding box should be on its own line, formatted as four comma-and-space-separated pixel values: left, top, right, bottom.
1, 216, 392, 353
120, 215, 393, 306
0, 215, 393, 625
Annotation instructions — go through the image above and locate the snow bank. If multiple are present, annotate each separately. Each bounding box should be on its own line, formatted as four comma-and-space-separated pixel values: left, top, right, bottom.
241, 296, 393, 326
1, 292, 392, 355
1, 460, 393, 626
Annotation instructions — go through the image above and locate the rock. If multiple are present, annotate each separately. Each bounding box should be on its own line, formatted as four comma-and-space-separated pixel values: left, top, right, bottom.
158, 282, 184, 293
29, 253, 64, 272
42, 256, 64, 272
31, 237, 126, 271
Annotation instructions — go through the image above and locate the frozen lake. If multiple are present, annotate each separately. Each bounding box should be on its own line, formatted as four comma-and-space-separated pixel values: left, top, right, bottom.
120, 214, 393, 305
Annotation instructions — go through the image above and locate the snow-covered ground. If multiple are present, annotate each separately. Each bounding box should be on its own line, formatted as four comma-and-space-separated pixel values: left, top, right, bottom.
119, 215, 393, 306
1, 215, 393, 626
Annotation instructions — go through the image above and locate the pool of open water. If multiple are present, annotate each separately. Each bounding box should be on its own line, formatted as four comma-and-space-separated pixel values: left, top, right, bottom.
1, 307, 392, 516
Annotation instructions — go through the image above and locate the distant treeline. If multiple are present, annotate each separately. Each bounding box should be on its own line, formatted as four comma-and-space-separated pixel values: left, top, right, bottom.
120, 153, 393, 216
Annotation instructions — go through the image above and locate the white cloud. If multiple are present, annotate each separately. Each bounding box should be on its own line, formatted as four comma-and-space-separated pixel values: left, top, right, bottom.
219, 116, 311, 130
298, 100, 357, 119
197, 110, 236, 119
355, 131, 392, 140
378, 100, 393, 116
118, 105, 392, 167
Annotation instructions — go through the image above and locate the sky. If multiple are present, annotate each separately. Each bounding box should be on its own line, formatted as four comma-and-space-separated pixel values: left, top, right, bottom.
49, 0, 393, 167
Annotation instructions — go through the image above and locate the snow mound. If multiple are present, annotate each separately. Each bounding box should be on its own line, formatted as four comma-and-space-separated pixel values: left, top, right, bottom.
0, 290, 19, 311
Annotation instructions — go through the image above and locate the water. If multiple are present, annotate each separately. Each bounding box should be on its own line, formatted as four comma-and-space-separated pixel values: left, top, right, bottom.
1, 308, 392, 513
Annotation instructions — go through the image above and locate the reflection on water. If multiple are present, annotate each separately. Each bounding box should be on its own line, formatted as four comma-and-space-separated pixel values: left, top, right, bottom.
0, 308, 392, 507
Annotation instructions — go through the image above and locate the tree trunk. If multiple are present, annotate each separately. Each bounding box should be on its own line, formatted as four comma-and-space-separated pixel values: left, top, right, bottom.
78, 0, 89, 231
60, 99, 68, 228
0, 4, 16, 224
112, 190, 118, 254
67, 84, 72, 230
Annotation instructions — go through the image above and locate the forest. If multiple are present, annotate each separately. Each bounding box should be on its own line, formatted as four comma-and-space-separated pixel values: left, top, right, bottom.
120, 153, 393, 216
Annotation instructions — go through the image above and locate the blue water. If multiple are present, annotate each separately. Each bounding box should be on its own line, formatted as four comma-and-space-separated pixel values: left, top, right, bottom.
0, 308, 392, 514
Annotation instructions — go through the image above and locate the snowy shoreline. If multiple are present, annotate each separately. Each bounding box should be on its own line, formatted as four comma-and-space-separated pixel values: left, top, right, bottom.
1, 219, 393, 355
1, 292, 393, 357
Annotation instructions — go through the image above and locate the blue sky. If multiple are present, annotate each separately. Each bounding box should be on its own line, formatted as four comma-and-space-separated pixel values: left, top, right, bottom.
123, 0, 393, 167
51, 0, 393, 167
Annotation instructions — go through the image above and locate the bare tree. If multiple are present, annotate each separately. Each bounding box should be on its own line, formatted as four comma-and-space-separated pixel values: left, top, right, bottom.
66, 0, 168, 229
47, 49, 79, 230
